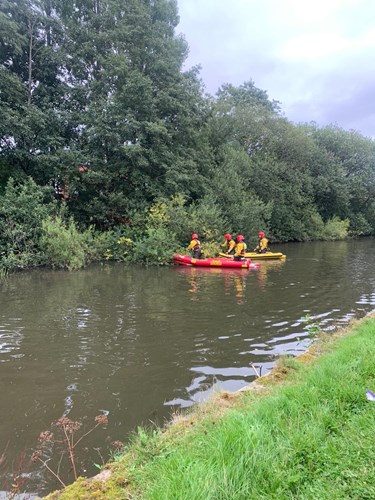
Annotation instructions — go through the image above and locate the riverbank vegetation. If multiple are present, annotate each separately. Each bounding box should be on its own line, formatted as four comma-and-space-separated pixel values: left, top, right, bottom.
45, 314, 375, 499
1, 0, 374, 273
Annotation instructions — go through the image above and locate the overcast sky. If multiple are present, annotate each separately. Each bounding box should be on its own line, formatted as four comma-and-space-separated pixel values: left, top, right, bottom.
177, 0, 375, 139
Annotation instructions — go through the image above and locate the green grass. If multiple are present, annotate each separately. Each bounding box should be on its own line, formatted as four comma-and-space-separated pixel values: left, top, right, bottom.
48, 315, 375, 499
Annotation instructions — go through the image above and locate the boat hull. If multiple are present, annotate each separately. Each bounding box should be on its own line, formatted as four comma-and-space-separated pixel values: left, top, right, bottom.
219, 251, 286, 260
173, 254, 259, 269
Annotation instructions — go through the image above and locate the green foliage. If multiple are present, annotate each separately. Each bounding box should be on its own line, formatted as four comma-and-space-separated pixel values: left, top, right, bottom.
200, 241, 220, 258
147, 200, 171, 229
40, 216, 90, 270
304, 211, 325, 240
142, 194, 225, 253
0, 0, 72, 185
94, 229, 135, 262
0, 158, 20, 195
356, 201, 375, 235
187, 197, 226, 243
125, 199, 181, 265
0, 177, 53, 269
307, 124, 375, 228
248, 154, 317, 241
209, 89, 324, 243
216, 80, 281, 113
0, 0, 211, 230
208, 146, 271, 239
321, 216, 350, 241
276, 354, 301, 372
56, 0, 209, 227
163, 194, 192, 242
348, 213, 372, 237
130, 227, 178, 265
301, 314, 322, 338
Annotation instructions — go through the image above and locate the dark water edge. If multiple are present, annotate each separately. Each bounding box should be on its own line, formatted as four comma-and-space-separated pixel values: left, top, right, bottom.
0, 239, 374, 496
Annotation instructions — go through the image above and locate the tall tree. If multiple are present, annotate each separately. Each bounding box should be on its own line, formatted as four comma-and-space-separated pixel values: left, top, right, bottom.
306, 124, 375, 234
0, 0, 81, 196
209, 81, 318, 241
1, 0, 212, 228
52, 0, 211, 227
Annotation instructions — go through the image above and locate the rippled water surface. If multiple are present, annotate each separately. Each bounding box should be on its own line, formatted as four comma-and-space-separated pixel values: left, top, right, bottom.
1, 239, 375, 495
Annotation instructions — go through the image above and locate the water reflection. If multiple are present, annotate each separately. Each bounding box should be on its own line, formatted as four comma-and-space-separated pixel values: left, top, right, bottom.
0, 318, 25, 359
176, 266, 254, 304
256, 259, 286, 290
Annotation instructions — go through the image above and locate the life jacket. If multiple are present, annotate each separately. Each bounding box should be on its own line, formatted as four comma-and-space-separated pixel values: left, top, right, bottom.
236, 242, 247, 256
259, 237, 269, 250
226, 239, 235, 253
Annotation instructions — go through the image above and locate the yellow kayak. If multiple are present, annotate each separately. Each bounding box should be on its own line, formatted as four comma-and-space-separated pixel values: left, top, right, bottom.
219, 251, 286, 260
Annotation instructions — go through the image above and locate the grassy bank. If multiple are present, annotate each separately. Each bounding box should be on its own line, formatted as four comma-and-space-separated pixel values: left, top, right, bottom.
46, 314, 375, 499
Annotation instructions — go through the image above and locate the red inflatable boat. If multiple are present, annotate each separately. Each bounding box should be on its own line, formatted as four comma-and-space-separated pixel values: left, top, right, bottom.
173, 254, 259, 270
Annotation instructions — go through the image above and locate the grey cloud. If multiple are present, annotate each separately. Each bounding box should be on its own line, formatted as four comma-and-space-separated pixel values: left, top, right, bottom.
177, 0, 375, 138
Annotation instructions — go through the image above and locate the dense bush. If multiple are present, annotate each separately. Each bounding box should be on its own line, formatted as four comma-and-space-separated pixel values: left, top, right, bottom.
321, 217, 350, 241
40, 216, 91, 270
0, 178, 53, 269
93, 229, 135, 262
207, 147, 271, 239
130, 227, 178, 265
348, 213, 372, 237
163, 194, 193, 243
304, 212, 325, 241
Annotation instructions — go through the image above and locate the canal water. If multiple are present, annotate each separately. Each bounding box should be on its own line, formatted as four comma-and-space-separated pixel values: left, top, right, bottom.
0, 239, 374, 496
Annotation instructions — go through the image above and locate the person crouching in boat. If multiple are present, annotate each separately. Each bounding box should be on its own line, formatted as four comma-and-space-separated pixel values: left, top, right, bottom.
221, 233, 236, 255
254, 231, 269, 253
187, 233, 202, 258
234, 234, 247, 261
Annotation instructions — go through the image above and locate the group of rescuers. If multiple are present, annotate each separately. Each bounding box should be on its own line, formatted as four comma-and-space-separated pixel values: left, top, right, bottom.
187, 232, 269, 261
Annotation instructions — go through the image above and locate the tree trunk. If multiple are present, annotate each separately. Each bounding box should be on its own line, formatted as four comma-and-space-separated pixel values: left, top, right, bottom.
27, 18, 34, 105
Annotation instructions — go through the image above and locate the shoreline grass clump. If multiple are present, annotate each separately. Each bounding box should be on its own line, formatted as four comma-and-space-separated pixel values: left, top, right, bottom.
45, 314, 375, 499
